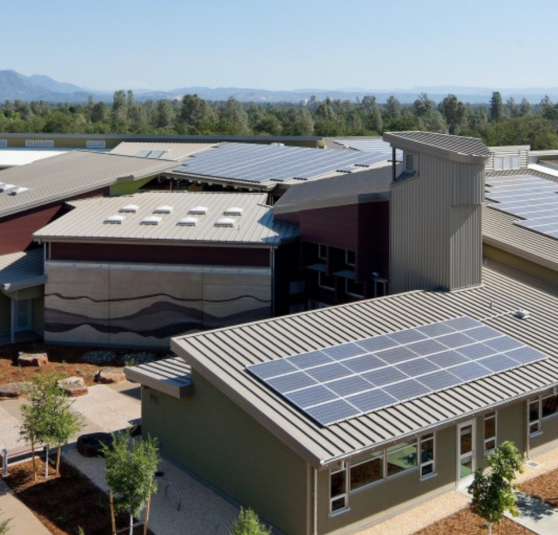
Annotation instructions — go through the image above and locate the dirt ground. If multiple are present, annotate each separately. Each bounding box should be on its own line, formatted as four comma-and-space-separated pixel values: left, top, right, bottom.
0, 340, 170, 391
2, 458, 154, 535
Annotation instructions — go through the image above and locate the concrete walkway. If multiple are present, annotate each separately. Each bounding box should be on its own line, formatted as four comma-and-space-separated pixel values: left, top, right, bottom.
0, 479, 50, 535
506, 491, 558, 535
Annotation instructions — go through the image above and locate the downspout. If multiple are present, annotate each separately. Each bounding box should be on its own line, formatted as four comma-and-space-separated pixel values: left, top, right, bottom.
392, 147, 396, 182
271, 247, 276, 317
10, 294, 15, 344
526, 400, 531, 460
313, 467, 318, 535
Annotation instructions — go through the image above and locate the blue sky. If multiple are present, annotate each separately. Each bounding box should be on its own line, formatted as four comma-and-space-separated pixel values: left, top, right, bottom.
4, 0, 558, 91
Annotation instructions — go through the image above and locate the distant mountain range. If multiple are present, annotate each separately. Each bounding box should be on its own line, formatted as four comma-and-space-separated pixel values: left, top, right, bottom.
3, 69, 558, 105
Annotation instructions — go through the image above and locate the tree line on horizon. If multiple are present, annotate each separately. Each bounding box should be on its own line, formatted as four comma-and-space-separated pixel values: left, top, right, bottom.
1, 90, 558, 149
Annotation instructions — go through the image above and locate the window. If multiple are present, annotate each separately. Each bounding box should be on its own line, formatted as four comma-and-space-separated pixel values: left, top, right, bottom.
86, 140, 106, 149
419, 433, 435, 478
345, 250, 356, 266
0, 140, 7, 148
350, 450, 383, 491
386, 440, 417, 477
319, 271, 335, 291
542, 394, 558, 419
484, 411, 497, 453
330, 461, 348, 514
345, 278, 364, 298
25, 140, 34, 148
44, 140, 54, 148
529, 398, 541, 435
318, 244, 327, 260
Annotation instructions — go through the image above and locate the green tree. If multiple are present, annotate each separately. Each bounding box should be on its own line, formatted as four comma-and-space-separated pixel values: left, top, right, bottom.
231, 508, 271, 535
439, 94, 467, 135
385, 95, 402, 120
490, 91, 505, 122
483, 115, 558, 150
103, 431, 160, 535
468, 441, 524, 535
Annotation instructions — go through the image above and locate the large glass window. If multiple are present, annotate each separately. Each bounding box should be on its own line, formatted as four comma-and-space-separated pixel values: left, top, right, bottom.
542, 394, 558, 419
318, 244, 327, 260
419, 433, 435, 477
350, 451, 383, 491
330, 461, 348, 513
484, 411, 497, 453
319, 271, 335, 291
345, 278, 364, 298
529, 398, 541, 435
345, 250, 356, 266
386, 440, 417, 477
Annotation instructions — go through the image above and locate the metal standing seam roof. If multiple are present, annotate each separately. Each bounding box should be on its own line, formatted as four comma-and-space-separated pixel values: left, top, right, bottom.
0, 249, 45, 291
110, 142, 217, 161
484, 168, 558, 270
0, 151, 178, 219
171, 262, 558, 469
33, 191, 298, 246
383, 131, 491, 164
273, 164, 396, 215
125, 357, 192, 399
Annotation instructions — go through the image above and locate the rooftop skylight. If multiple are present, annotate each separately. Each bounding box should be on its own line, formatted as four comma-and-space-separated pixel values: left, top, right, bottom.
104, 215, 125, 224
0, 183, 15, 192
141, 216, 162, 225
177, 216, 198, 226
153, 205, 174, 214
223, 207, 243, 216
10, 186, 30, 195
215, 217, 235, 227
189, 206, 208, 215
119, 204, 140, 213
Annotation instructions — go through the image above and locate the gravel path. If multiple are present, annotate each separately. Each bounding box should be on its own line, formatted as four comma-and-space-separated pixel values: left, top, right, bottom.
64, 447, 239, 535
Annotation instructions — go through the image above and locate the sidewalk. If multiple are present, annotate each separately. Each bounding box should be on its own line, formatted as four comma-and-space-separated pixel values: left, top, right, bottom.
0, 479, 50, 535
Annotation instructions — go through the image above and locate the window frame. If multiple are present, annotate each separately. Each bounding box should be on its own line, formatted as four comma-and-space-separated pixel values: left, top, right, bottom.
345, 278, 364, 298
329, 461, 349, 515
318, 271, 335, 291
386, 439, 418, 479
483, 411, 497, 454
0, 140, 7, 148
318, 244, 327, 261
542, 393, 558, 420
349, 450, 384, 493
529, 397, 542, 436
345, 249, 356, 267
419, 433, 436, 479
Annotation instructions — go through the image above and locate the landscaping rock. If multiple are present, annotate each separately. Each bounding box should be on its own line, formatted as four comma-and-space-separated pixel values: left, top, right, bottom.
119, 352, 157, 366
57, 376, 88, 397
17, 352, 48, 367
0, 382, 32, 398
95, 367, 126, 384
77, 432, 113, 457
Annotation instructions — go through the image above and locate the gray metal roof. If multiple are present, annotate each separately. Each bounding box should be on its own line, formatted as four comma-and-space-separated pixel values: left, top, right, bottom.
171, 262, 558, 468
33, 191, 298, 246
0, 151, 177, 219
0, 249, 45, 291
273, 164, 396, 215
125, 357, 192, 399
110, 142, 217, 161
484, 168, 558, 271
383, 132, 490, 164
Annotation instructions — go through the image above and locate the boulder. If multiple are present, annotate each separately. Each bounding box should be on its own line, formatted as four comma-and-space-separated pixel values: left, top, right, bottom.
0, 382, 32, 399
77, 432, 113, 457
95, 367, 126, 384
17, 352, 48, 367
57, 376, 88, 397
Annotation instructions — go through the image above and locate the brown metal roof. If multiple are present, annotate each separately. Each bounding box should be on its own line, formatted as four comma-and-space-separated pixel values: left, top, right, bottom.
383, 132, 490, 164
171, 262, 558, 468
0, 151, 177, 219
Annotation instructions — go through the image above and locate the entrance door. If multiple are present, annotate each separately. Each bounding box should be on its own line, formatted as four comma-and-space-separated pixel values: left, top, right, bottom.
14, 299, 32, 332
458, 420, 476, 484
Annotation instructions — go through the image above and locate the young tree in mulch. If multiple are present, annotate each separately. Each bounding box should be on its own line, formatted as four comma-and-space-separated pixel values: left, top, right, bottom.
468, 441, 525, 535
19, 374, 83, 479
102, 430, 160, 535
231, 507, 272, 535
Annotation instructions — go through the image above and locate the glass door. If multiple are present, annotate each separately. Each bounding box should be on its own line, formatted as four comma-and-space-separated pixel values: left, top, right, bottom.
458, 420, 476, 483
15, 299, 32, 332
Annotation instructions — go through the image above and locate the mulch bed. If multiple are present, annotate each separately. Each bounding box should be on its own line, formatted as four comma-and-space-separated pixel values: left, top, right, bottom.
520, 469, 558, 507
0, 341, 169, 392
413, 507, 532, 535
3, 458, 154, 535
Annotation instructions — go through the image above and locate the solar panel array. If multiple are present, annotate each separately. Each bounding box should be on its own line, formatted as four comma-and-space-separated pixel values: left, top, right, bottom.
333, 139, 403, 160
172, 143, 393, 184
135, 150, 166, 159
247, 316, 547, 427
486, 174, 558, 239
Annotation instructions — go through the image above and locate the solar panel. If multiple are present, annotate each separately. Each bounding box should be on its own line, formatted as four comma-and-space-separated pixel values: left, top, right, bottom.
246, 317, 549, 426
486, 174, 558, 241
171, 142, 395, 184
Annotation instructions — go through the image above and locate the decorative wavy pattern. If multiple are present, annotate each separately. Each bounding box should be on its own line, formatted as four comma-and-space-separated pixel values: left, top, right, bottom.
45, 300, 270, 339
45, 292, 271, 304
